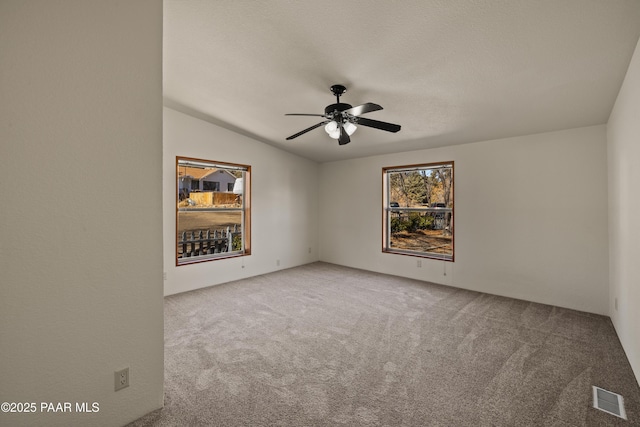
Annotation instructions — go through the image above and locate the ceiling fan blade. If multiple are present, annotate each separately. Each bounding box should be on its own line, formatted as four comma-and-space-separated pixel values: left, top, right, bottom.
338, 125, 350, 145
355, 117, 401, 133
286, 121, 328, 140
285, 113, 327, 117
343, 102, 382, 116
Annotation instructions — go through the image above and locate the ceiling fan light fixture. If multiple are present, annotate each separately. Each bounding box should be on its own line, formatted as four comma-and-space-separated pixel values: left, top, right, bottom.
325, 121, 340, 139
325, 121, 338, 133
285, 84, 401, 145
344, 121, 357, 136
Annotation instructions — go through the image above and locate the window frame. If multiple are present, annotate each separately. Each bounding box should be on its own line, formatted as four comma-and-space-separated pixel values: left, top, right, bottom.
382, 161, 454, 262
176, 156, 251, 266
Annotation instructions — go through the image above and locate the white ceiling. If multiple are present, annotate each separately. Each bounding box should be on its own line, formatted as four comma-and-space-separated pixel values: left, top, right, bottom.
164, 0, 640, 163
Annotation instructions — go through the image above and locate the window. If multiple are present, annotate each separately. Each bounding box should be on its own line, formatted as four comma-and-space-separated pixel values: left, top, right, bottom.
202, 181, 219, 191
176, 157, 251, 265
382, 162, 454, 261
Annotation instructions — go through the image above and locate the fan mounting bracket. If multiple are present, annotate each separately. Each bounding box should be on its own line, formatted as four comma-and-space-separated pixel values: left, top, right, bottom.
330, 84, 347, 97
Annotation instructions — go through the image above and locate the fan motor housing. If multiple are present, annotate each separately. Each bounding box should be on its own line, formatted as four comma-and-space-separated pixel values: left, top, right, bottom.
325, 103, 352, 116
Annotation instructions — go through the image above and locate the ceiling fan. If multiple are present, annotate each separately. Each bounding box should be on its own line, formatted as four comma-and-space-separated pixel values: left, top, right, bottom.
285, 84, 401, 145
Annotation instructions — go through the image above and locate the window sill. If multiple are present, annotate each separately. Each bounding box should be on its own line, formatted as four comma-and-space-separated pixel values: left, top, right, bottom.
382, 248, 454, 262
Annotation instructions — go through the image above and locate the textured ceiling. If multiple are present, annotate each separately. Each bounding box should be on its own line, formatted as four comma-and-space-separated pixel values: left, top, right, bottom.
164, 0, 640, 163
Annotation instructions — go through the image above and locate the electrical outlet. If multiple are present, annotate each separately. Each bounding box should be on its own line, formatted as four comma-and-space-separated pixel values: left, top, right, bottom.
276, 259, 280, 266
163, 272, 167, 281
417, 260, 422, 268
115, 367, 129, 391
308, 247, 312, 254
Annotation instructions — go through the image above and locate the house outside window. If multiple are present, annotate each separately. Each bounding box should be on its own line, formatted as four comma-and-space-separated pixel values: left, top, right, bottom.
382, 162, 454, 261
177, 157, 251, 265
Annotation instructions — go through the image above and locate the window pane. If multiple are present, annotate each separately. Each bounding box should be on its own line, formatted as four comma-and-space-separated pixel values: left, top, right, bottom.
384, 162, 454, 261
388, 209, 453, 257
177, 157, 250, 265
177, 210, 243, 258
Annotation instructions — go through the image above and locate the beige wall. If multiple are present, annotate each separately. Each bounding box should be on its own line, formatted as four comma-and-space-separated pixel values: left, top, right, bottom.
319, 125, 609, 315
163, 108, 320, 295
0, 1, 164, 426
608, 36, 640, 384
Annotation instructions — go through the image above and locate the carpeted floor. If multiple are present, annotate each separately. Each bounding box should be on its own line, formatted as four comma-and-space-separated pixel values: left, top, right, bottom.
129, 262, 640, 426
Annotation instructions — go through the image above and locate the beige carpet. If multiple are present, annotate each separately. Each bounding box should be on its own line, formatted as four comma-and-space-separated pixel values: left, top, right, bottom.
129, 262, 640, 426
